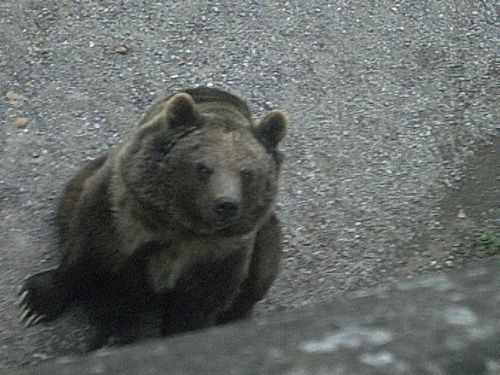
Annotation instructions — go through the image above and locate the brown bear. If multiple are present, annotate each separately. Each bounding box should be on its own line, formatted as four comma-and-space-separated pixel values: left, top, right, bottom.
19, 87, 288, 349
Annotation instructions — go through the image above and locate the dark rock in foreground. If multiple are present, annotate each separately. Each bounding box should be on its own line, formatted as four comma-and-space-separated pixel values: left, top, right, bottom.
11, 260, 499, 375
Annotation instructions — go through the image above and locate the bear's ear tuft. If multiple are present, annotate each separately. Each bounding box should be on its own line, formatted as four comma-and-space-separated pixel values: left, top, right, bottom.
255, 110, 288, 149
163, 93, 200, 130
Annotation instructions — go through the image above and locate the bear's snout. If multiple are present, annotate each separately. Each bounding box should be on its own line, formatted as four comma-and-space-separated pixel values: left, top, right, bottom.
214, 196, 239, 228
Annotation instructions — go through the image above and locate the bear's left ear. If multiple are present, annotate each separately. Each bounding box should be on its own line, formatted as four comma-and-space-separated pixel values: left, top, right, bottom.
163, 93, 201, 131
254, 110, 288, 149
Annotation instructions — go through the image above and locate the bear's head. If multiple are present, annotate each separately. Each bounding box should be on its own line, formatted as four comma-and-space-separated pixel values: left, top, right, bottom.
119, 88, 288, 236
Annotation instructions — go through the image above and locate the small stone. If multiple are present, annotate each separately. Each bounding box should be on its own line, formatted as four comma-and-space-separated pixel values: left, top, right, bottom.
32, 352, 50, 360
445, 260, 454, 267
457, 208, 466, 219
13, 117, 28, 128
32, 31, 44, 45
6, 91, 27, 107
113, 44, 129, 54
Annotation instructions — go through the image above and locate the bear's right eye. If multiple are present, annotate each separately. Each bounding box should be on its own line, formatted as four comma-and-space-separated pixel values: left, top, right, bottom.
152, 148, 168, 162
196, 163, 212, 176
152, 140, 174, 161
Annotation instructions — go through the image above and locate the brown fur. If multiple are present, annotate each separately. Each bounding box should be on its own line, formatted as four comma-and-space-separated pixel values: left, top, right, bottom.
19, 87, 288, 349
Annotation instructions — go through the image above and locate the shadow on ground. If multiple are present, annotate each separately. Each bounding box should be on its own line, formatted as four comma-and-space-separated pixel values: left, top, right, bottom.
403, 135, 499, 271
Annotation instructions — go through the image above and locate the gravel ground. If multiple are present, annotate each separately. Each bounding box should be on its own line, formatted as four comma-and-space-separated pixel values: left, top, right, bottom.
1, 0, 499, 370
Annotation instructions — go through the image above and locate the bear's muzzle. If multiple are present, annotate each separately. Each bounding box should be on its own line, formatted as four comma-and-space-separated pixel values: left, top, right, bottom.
214, 196, 239, 229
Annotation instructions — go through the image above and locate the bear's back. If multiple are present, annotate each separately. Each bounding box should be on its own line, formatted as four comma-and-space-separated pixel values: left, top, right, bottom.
183, 87, 252, 120
139, 87, 252, 128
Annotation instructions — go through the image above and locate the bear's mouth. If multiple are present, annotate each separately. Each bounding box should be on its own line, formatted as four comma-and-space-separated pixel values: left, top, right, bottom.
215, 218, 235, 230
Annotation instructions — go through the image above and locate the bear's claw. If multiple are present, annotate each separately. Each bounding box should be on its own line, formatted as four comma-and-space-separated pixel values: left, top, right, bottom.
18, 290, 29, 306
18, 290, 46, 327
18, 269, 69, 328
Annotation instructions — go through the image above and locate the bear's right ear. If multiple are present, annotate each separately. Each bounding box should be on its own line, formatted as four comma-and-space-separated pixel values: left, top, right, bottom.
254, 110, 288, 149
162, 93, 200, 131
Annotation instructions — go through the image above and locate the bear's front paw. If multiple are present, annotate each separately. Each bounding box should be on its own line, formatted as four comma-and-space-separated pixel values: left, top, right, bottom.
18, 269, 69, 327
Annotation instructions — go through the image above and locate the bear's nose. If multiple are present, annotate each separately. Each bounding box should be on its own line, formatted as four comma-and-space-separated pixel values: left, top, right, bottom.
214, 196, 239, 219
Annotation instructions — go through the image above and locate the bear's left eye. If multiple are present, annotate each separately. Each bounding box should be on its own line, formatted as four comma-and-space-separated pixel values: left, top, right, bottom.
241, 169, 254, 181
